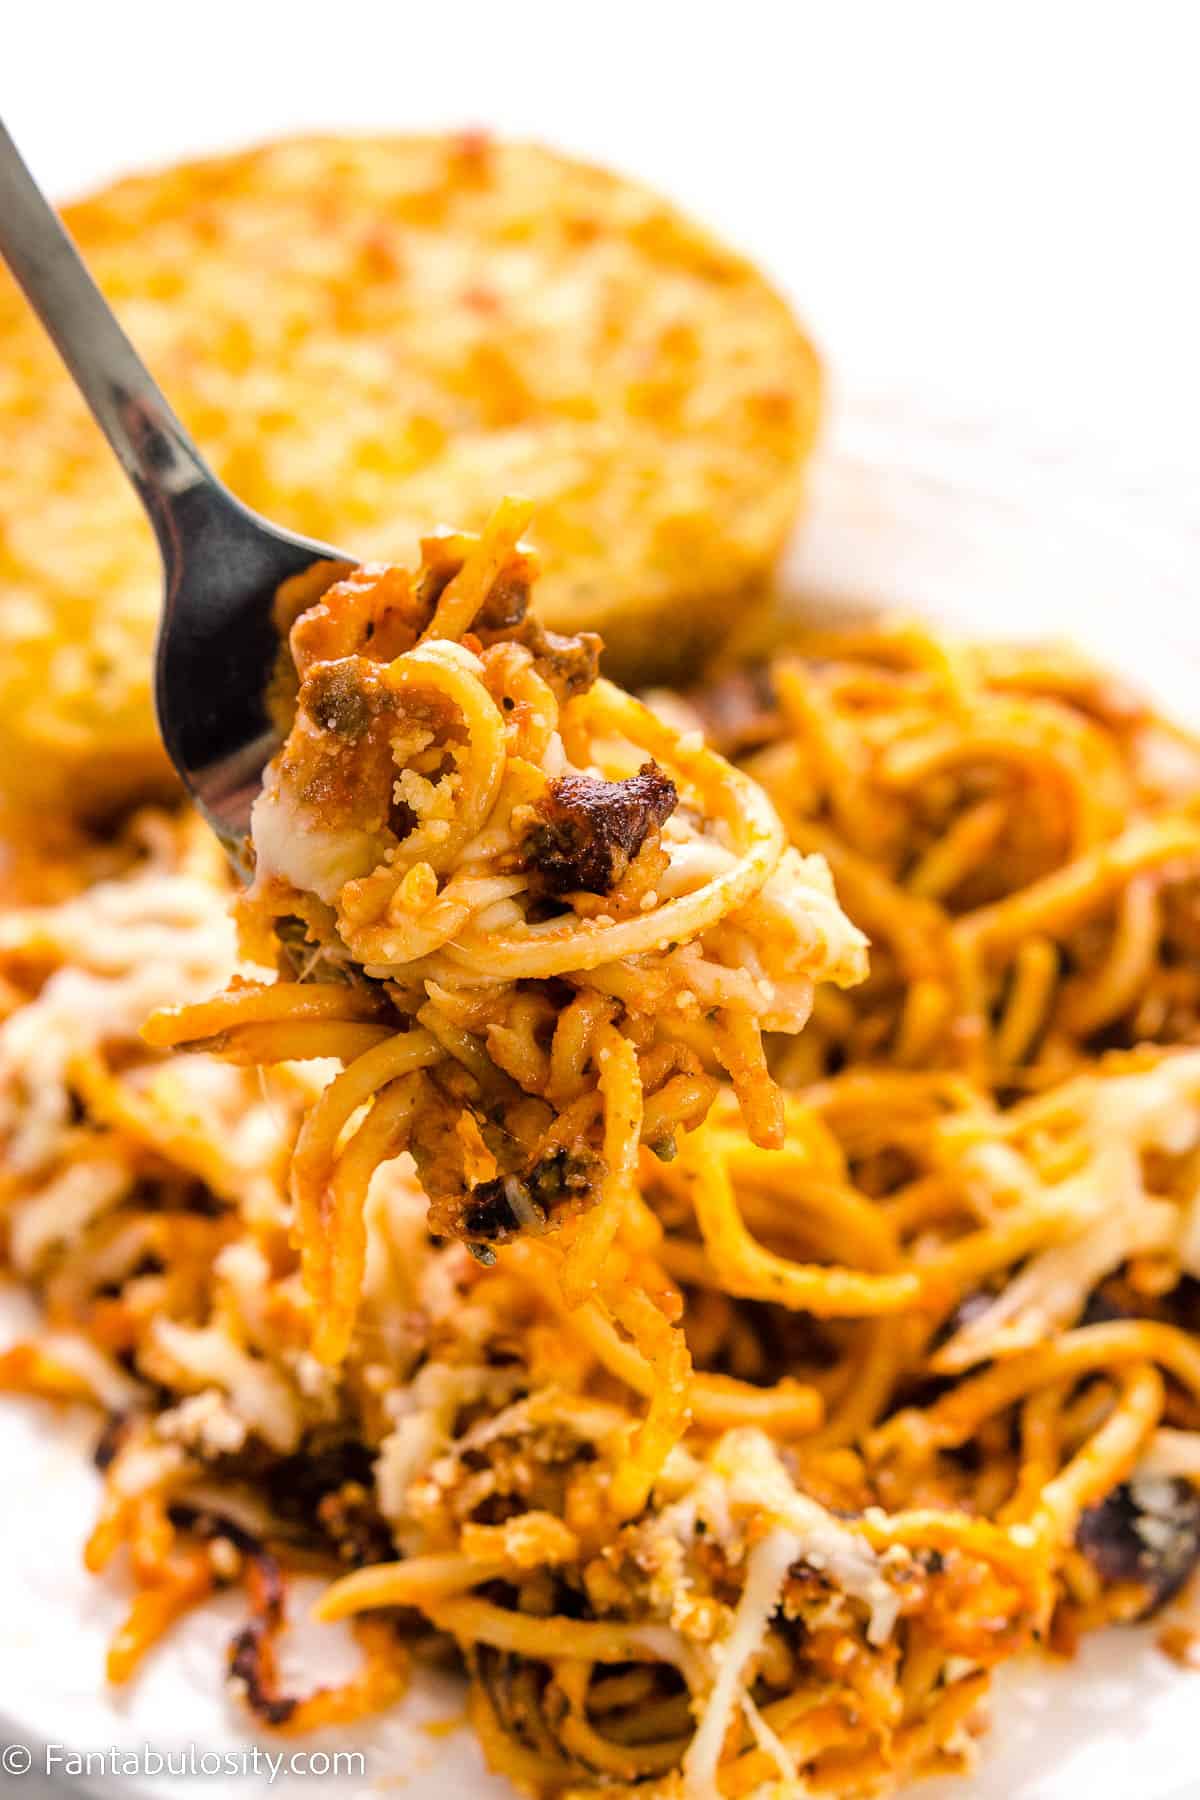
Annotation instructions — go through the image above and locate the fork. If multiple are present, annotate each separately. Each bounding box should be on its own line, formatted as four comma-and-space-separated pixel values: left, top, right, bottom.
0, 118, 355, 870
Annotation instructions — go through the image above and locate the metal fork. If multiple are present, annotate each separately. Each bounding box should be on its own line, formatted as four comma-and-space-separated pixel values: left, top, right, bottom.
0, 118, 355, 869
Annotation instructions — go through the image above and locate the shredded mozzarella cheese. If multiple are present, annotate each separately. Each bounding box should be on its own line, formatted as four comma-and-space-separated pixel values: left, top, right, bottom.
683, 1527, 798, 1800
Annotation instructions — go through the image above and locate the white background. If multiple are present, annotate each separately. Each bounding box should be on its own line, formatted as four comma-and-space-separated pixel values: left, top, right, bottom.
7, 0, 1199, 509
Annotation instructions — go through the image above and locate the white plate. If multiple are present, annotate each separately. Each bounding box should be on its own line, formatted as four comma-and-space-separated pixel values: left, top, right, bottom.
3, 412, 1199, 1798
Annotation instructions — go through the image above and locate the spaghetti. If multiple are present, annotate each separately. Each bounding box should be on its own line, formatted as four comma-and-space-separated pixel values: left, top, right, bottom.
147, 499, 867, 1365
685, 624, 1200, 1086
2, 617, 1200, 1796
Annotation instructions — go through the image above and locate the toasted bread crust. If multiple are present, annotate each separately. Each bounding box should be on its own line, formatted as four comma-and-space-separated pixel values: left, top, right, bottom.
0, 132, 820, 811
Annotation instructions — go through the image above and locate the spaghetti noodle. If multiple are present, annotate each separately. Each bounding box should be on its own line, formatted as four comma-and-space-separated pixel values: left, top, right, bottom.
2, 617, 1200, 1796
147, 500, 867, 1365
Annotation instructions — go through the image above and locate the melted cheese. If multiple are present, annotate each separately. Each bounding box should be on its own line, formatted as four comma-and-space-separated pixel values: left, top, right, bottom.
716, 1430, 899, 1646
375, 1361, 523, 1538
1137, 1429, 1200, 1481
936, 1147, 1177, 1373
940, 1053, 1200, 1372
683, 1527, 798, 1800
674, 1431, 899, 1799
156, 1389, 250, 1457
750, 848, 871, 994
0, 866, 237, 1175
249, 776, 384, 905
39, 1331, 144, 1412
9, 1157, 131, 1276
1092, 1051, 1200, 1154
148, 1320, 301, 1453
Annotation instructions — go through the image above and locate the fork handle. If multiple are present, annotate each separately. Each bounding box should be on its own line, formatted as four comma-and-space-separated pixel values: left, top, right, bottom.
0, 117, 215, 547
